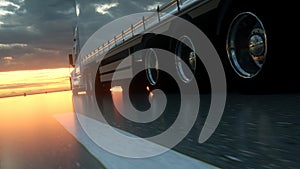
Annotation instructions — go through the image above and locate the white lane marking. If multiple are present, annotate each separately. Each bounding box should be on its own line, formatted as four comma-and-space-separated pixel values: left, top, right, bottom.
54, 112, 220, 169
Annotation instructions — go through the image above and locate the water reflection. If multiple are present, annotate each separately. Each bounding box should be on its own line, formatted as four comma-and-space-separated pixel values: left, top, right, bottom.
0, 91, 103, 169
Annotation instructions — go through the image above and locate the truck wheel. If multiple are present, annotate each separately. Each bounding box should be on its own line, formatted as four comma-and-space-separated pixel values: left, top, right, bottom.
226, 12, 267, 79
220, 2, 275, 93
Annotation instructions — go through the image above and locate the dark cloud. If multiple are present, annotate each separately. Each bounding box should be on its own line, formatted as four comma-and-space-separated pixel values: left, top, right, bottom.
75, 0, 169, 48
0, 0, 168, 71
0, 0, 76, 71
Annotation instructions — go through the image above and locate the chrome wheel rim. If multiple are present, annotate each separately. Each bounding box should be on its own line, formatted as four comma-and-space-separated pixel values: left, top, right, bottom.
175, 35, 196, 83
145, 48, 159, 85
226, 12, 267, 78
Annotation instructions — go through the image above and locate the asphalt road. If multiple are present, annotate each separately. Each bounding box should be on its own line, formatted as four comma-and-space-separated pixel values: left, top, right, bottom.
95, 91, 300, 169
1, 91, 299, 169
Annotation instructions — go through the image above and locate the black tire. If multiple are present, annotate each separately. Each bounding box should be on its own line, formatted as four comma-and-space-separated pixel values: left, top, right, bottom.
142, 35, 180, 93
220, 0, 299, 93
129, 35, 180, 111
168, 15, 211, 94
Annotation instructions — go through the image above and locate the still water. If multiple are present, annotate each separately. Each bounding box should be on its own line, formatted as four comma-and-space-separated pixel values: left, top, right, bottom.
0, 91, 104, 169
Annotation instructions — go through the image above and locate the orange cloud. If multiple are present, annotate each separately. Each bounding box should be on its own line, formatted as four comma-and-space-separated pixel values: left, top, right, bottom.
3, 56, 13, 60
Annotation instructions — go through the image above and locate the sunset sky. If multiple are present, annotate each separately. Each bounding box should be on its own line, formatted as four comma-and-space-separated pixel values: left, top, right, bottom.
0, 68, 71, 97
0, 0, 169, 96
0, 0, 168, 72
0, 0, 76, 71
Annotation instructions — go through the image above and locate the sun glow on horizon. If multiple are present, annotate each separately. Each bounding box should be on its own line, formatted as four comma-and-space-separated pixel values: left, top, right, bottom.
0, 68, 72, 98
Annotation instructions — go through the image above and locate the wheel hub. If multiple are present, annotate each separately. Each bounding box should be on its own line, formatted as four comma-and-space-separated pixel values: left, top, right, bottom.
226, 12, 267, 78
249, 34, 264, 57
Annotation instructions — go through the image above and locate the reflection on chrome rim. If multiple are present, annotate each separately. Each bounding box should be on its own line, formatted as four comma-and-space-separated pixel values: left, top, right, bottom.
175, 35, 196, 83
145, 48, 159, 85
226, 12, 267, 78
